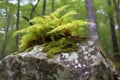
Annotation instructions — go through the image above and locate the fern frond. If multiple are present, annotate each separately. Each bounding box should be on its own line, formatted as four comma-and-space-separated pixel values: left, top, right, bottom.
51, 5, 69, 17
30, 16, 48, 24
13, 29, 27, 37
19, 33, 40, 51
60, 11, 77, 19
47, 20, 88, 35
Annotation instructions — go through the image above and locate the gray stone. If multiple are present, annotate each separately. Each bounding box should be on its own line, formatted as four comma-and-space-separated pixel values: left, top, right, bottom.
0, 39, 120, 80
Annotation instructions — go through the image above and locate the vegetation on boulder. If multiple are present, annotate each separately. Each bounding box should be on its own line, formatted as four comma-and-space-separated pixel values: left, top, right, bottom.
13, 5, 88, 58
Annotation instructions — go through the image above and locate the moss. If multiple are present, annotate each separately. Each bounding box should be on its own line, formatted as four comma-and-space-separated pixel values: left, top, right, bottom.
42, 37, 85, 58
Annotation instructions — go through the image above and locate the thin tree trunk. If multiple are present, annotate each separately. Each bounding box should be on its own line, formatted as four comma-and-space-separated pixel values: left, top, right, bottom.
113, 0, 120, 29
85, 0, 99, 44
1, 1, 10, 59
22, 0, 40, 25
42, 0, 46, 15
1, 17, 10, 59
116, 12, 120, 29
15, 0, 20, 51
30, 0, 40, 19
52, 0, 54, 12
108, 0, 119, 52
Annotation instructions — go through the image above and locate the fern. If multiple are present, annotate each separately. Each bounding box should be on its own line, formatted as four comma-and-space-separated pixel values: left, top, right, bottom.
47, 20, 88, 35
51, 5, 69, 17
60, 11, 77, 19
13, 5, 89, 57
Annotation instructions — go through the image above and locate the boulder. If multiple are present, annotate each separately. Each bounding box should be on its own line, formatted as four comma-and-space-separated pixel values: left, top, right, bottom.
0, 39, 120, 80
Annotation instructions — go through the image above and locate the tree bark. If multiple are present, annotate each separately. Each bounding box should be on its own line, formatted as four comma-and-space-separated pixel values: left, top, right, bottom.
85, 0, 99, 44
30, 0, 40, 19
1, 0, 10, 59
113, 0, 120, 29
22, 0, 40, 25
108, 0, 119, 52
15, 0, 20, 51
52, 0, 54, 12
42, 0, 46, 15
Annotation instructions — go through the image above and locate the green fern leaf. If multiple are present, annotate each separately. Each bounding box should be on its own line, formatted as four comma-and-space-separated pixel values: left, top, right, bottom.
60, 11, 77, 19
51, 5, 69, 17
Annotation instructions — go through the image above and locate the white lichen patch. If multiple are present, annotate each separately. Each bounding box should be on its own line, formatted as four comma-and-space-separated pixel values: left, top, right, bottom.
117, 76, 120, 80
84, 71, 89, 75
67, 64, 70, 67
20, 46, 46, 58
84, 51, 88, 55
75, 65, 78, 68
88, 47, 94, 52
84, 55, 88, 60
72, 63, 75, 66
38, 45, 43, 52
76, 43, 80, 46
67, 52, 78, 61
96, 52, 102, 57
78, 49, 82, 53
7, 70, 15, 77
88, 53, 91, 57
96, 52, 108, 67
20, 52, 27, 57
83, 64, 86, 67
88, 40, 94, 46
91, 55, 100, 66
61, 52, 69, 58
81, 46, 87, 51
32, 45, 43, 52
61, 52, 80, 69
21, 68, 27, 74
78, 64, 82, 68
75, 60, 79, 64
91, 55, 97, 60
57, 57, 61, 62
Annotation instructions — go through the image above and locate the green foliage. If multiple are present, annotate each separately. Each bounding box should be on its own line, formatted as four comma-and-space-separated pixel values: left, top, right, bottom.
13, 5, 88, 57
42, 37, 81, 58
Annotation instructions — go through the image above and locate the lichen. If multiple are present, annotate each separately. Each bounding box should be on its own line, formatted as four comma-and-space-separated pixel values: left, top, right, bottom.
61, 52, 79, 62
53, 69, 74, 80
78, 64, 82, 68
88, 40, 94, 46
84, 55, 88, 60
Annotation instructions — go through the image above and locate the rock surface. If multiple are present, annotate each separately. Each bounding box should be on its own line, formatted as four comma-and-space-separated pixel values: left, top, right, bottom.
0, 39, 120, 80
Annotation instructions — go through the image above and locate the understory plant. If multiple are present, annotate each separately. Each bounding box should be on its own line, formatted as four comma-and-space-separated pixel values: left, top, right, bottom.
14, 5, 88, 58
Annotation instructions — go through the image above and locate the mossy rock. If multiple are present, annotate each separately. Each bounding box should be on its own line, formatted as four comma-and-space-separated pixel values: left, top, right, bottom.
42, 37, 86, 58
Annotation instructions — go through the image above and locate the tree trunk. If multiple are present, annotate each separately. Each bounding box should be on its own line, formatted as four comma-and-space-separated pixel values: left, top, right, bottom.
22, 0, 40, 25
30, 0, 40, 19
52, 0, 54, 12
42, 0, 46, 15
1, 1, 10, 59
15, 0, 20, 51
108, 0, 119, 52
113, 0, 120, 29
85, 0, 99, 44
